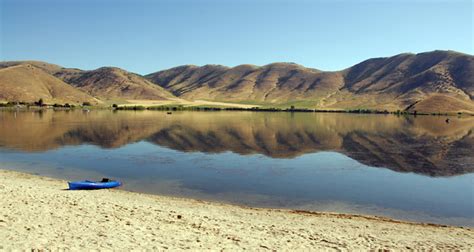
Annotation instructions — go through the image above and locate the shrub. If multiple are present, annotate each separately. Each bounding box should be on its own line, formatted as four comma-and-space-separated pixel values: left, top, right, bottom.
35, 98, 44, 106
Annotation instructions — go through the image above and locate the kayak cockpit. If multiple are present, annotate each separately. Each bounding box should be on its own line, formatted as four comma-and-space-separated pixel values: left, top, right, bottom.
68, 178, 122, 190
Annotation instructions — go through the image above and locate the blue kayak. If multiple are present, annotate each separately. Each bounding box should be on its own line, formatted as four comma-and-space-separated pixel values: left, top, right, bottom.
68, 178, 121, 190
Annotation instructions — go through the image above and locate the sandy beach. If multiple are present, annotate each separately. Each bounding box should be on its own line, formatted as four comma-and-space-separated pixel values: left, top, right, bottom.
1, 169, 473, 250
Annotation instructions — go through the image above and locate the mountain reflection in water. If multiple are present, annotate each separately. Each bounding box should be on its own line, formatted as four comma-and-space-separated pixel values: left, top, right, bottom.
0, 110, 472, 177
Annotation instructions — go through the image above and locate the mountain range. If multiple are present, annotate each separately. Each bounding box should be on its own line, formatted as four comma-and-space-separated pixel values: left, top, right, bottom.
1, 50, 473, 113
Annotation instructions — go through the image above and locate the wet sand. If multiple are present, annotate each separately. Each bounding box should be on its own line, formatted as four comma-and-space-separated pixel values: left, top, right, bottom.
1, 169, 472, 250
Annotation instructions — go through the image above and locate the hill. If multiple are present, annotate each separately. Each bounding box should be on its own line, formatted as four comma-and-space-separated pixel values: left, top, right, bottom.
1, 50, 473, 112
55, 67, 176, 101
0, 64, 98, 104
0, 60, 64, 74
146, 63, 343, 104
0, 61, 177, 103
146, 50, 474, 113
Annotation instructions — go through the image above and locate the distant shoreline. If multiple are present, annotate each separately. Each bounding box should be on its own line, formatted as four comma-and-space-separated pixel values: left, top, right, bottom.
1, 168, 473, 250
1, 104, 471, 116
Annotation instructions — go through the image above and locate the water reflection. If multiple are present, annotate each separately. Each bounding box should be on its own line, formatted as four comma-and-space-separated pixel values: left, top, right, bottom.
0, 110, 472, 177
1, 110, 473, 226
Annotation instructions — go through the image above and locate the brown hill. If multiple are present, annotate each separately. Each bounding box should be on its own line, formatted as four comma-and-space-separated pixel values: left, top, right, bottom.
0, 64, 98, 104
340, 50, 473, 110
147, 63, 344, 104
0, 61, 177, 102
0, 60, 64, 74
405, 94, 474, 114
2, 51, 472, 111
146, 50, 474, 113
55, 67, 176, 101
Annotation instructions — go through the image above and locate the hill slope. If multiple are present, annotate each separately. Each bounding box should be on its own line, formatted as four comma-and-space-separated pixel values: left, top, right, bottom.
0, 60, 64, 74
147, 50, 474, 112
1, 50, 472, 111
56, 67, 176, 101
0, 61, 177, 102
146, 63, 344, 104
0, 64, 98, 104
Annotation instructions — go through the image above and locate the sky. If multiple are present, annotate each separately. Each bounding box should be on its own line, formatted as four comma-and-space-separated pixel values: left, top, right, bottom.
0, 0, 472, 74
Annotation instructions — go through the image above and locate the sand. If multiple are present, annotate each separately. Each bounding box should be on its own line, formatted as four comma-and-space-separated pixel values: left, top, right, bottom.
1, 169, 473, 250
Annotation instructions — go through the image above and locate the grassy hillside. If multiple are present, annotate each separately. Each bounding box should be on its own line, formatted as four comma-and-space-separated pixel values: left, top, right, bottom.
1, 50, 473, 112
0, 61, 178, 103
56, 67, 176, 101
0, 64, 98, 104
146, 63, 344, 103
147, 50, 474, 113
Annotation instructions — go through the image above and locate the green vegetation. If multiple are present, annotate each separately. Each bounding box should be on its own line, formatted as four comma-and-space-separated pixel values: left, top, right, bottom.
113, 104, 433, 115
211, 99, 324, 110
53, 103, 75, 108
0, 100, 78, 109
1, 99, 470, 116
35, 98, 44, 107
117, 105, 146, 111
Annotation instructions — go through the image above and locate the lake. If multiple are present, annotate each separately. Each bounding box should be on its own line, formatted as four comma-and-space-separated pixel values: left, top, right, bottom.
0, 110, 473, 227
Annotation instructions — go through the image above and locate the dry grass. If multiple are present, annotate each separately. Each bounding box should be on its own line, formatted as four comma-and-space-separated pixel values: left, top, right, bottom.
145, 51, 474, 113
1, 51, 473, 113
0, 64, 98, 104
408, 94, 474, 114
123, 99, 259, 108
58, 67, 175, 101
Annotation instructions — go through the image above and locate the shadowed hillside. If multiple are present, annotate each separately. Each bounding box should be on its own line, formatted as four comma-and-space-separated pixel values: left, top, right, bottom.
1, 50, 472, 111
146, 63, 344, 104
56, 67, 176, 101
147, 50, 474, 113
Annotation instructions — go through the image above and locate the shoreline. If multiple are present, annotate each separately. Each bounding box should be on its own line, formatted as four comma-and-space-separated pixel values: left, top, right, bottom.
1, 106, 472, 116
1, 169, 473, 250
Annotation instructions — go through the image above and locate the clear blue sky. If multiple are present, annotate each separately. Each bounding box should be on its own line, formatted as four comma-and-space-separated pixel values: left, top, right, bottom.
1, 0, 472, 74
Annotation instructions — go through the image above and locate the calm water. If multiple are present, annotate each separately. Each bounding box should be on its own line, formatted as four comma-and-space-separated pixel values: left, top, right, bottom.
0, 110, 473, 226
